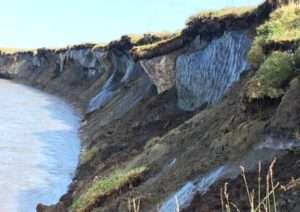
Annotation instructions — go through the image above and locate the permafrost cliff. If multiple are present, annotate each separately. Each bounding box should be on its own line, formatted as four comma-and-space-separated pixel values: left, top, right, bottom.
1, 0, 300, 211
176, 31, 251, 110
0, 31, 251, 114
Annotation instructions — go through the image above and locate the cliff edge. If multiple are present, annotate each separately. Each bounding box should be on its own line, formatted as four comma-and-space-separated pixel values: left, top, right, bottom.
1, 0, 300, 211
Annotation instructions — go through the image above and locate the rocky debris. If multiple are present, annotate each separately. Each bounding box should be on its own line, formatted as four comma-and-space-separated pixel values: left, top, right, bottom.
140, 53, 178, 94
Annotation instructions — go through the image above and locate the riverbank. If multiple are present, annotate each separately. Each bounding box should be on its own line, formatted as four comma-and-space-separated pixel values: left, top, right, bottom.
1, 1, 300, 211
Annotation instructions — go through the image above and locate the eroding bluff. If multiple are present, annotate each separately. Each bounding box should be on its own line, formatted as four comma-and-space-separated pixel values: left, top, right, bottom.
176, 31, 251, 111
1, 1, 297, 211
0, 29, 258, 211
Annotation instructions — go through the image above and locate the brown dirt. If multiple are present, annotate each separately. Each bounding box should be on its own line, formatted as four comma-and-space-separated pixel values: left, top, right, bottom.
78, 72, 263, 211
60, 87, 196, 210
183, 150, 300, 212
87, 71, 300, 211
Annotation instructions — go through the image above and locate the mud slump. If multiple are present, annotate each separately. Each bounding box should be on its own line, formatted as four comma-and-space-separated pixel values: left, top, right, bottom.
0, 79, 80, 212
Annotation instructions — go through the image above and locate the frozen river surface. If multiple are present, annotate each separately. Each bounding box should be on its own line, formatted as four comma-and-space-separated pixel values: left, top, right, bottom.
0, 79, 80, 212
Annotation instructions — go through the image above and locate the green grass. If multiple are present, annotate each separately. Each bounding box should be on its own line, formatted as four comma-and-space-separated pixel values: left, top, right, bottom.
71, 166, 147, 212
248, 4, 300, 67
256, 4, 300, 45
248, 38, 267, 67
246, 3, 300, 101
80, 147, 98, 165
246, 51, 295, 100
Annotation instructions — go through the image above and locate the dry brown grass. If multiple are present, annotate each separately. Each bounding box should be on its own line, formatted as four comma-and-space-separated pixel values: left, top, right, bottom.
128, 197, 141, 212
221, 159, 300, 212
130, 32, 182, 59
72, 166, 147, 212
186, 6, 255, 25
0, 47, 32, 54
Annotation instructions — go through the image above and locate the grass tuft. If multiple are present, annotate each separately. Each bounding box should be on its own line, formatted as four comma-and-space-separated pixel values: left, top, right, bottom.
128, 32, 178, 46
248, 38, 267, 67
80, 147, 98, 165
246, 51, 295, 100
72, 166, 147, 212
130, 31, 181, 57
257, 4, 300, 44
220, 159, 295, 212
186, 6, 255, 25
247, 3, 300, 67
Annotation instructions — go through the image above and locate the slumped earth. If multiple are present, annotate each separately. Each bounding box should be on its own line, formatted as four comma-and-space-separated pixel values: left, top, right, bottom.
0, 79, 80, 212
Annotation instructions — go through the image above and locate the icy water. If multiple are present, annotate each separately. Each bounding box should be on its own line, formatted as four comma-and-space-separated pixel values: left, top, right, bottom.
0, 79, 80, 212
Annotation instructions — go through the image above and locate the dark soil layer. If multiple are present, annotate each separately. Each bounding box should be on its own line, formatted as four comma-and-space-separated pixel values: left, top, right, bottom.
62, 88, 196, 207
184, 151, 300, 212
